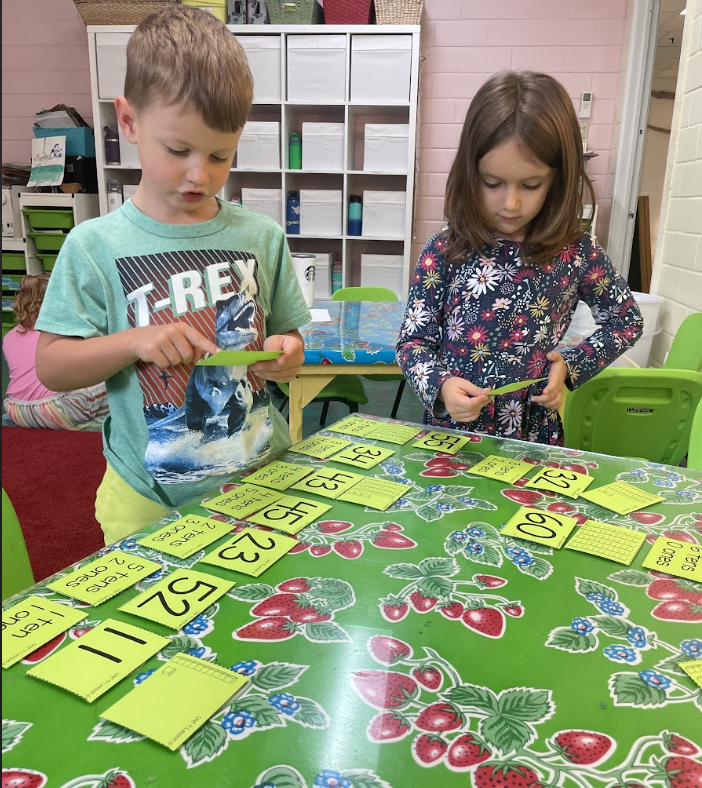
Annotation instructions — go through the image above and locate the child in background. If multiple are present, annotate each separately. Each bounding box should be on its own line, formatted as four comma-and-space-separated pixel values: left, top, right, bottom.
3, 274, 108, 430
35, 6, 310, 545
396, 71, 643, 446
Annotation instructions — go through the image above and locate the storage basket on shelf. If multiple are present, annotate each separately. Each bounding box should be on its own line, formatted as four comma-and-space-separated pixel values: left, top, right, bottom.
374, 0, 423, 24
266, 0, 322, 24
324, 0, 372, 24
71, 0, 180, 25
27, 233, 68, 253
22, 209, 75, 232
36, 254, 59, 272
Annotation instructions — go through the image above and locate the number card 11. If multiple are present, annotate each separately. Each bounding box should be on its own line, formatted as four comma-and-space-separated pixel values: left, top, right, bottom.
501, 507, 579, 549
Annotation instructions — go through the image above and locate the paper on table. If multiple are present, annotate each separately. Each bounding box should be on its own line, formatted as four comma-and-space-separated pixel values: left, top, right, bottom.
501, 507, 578, 549
581, 481, 664, 515
309, 309, 332, 322
362, 423, 423, 444
412, 431, 470, 455
27, 619, 168, 702
337, 477, 408, 511
327, 416, 379, 438
197, 350, 283, 366
137, 515, 234, 559
641, 537, 702, 581
525, 466, 594, 499
289, 435, 352, 459
200, 528, 298, 577
248, 495, 332, 534
679, 660, 702, 689
203, 484, 284, 519
244, 461, 314, 490
565, 520, 646, 565
101, 653, 248, 750
329, 443, 396, 469
291, 469, 365, 499
2, 597, 86, 669
469, 455, 536, 485
487, 377, 547, 396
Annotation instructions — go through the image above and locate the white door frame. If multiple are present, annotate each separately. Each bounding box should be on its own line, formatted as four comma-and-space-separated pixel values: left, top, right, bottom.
608, 0, 661, 278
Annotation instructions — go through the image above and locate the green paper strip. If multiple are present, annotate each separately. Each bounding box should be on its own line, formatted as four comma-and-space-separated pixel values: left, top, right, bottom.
197, 350, 283, 366
487, 377, 547, 396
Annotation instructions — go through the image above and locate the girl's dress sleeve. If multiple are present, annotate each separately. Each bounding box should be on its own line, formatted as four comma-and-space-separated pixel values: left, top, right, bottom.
395, 234, 455, 415
559, 234, 644, 388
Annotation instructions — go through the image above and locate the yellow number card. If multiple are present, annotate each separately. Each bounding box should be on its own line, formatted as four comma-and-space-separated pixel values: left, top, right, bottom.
289, 435, 352, 459
525, 467, 594, 499
338, 477, 408, 511
328, 416, 378, 437
469, 455, 536, 485
203, 485, 283, 520
363, 424, 422, 444
2, 597, 86, 669
581, 481, 664, 515
200, 528, 298, 577
501, 507, 578, 549
412, 431, 470, 455
642, 537, 702, 581
27, 619, 168, 702
137, 515, 234, 559
291, 469, 365, 499
565, 520, 646, 565
248, 496, 332, 534
119, 569, 234, 629
679, 660, 702, 689
329, 443, 396, 469
101, 653, 248, 751
244, 461, 314, 491
48, 552, 163, 606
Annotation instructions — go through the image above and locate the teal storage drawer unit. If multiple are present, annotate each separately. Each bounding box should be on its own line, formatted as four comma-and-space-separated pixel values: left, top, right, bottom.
33, 127, 96, 157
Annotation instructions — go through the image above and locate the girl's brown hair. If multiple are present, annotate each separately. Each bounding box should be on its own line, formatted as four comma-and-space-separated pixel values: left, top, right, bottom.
124, 5, 253, 133
443, 70, 596, 263
13, 274, 50, 331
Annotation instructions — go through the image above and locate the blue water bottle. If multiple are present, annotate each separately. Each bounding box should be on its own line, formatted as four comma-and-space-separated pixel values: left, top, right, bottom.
286, 190, 300, 234
348, 195, 362, 236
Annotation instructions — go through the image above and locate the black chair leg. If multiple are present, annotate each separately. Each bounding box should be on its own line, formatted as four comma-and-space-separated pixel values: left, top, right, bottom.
391, 379, 406, 419
350, 402, 359, 413
277, 396, 289, 414
320, 401, 330, 426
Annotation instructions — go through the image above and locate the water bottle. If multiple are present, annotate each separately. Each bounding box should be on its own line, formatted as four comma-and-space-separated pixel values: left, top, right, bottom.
348, 195, 362, 236
289, 132, 302, 169
106, 179, 123, 213
331, 260, 342, 293
286, 190, 300, 234
103, 126, 120, 165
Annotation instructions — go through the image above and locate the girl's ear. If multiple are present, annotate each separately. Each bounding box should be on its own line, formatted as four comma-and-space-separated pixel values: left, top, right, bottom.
115, 96, 138, 144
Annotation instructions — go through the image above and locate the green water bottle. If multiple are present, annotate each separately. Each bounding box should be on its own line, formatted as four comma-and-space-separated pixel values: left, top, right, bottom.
289, 132, 301, 169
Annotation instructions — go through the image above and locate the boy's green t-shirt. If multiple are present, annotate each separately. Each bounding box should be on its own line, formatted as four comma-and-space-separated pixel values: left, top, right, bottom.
35, 199, 310, 509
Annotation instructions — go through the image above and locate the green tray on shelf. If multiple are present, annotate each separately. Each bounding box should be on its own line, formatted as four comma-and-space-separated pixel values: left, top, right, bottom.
27, 232, 68, 252
22, 208, 75, 231
2, 252, 25, 272
36, 253, 59, 271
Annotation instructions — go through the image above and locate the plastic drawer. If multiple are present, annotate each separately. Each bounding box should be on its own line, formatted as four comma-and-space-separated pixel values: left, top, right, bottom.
22, 208, 75, 231
28, 232, 68, 252
2, 253, 25, 272
36, 253, 59, 271
2, 275, 23, 292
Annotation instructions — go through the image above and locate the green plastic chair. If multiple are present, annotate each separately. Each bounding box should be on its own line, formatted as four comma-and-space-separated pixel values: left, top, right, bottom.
687, 400, 702, 471
663, 312, 702, 372
332, 286, 407, 419
564, 368, 702, 465
276, 376, 369, 426
2, 488, 35, 600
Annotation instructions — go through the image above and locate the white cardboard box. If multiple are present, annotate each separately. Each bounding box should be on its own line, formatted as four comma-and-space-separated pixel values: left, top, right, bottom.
298, 251, 333, 299
361, 254, 404, 297
118, 127, 141, 168
362, 191, 406, 238
364, 124, 409, 173
237, 36, 281, 102
237, 121, 280, 170
241, 188, 282, 227
300, 190, 342, 236
95, 33, 129, 99
302, 123, 344, 172
287, 35, 346, 102
351, 35, 412, 103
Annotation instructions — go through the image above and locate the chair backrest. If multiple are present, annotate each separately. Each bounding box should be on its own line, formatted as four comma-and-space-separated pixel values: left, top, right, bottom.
2, 488, 35, 600
687, 400, 702, 471
332, 286, 398, 302
563, 368, 702, 465
663, 312, 702, 372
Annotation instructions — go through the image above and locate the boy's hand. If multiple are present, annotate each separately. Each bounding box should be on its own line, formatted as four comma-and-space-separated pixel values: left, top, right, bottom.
132, 323, 219, 368
251, 331, 305, 383
438, 376, 490, 424
531, 350, 568, 410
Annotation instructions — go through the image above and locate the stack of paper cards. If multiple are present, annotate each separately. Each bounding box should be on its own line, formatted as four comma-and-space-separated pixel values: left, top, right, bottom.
642, 537, 702, 581
243, 461, 313, 490
290, 435, 352, 459
329, 443, 396, 469
337, 477, 408, 511
203, 485, 283, 519
565, 520, 646, 565
581, 481, 664, 515
201, 528, 298, 577
525, 467, 594, 499
137, 515, 234, 559
412, 431, 470, 455
501, 507, 578, 549
101, 653, 248, 750
469, 455, 536, 485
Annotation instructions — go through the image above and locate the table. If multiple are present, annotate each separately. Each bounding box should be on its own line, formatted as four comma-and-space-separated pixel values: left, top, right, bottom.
3, 417, 701, 788
289, 300, 404, 442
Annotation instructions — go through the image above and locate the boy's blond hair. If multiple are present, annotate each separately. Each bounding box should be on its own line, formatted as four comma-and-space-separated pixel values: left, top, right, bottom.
124, 5, 253, 132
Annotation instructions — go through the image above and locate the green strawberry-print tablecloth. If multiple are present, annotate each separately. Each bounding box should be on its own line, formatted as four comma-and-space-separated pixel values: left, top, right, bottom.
3, 416, 701, 788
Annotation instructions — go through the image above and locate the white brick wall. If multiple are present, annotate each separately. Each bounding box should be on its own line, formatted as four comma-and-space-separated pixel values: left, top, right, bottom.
649, 0, 702, 366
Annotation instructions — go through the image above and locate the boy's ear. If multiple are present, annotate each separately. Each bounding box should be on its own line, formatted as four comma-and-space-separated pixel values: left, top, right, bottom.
115, 96, 138, 144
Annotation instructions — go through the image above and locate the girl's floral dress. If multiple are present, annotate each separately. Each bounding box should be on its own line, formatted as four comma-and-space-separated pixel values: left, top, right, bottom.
396, 231, 644, 445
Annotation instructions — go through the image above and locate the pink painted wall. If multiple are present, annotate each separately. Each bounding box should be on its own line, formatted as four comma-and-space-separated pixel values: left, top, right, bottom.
2, 0, 628, 256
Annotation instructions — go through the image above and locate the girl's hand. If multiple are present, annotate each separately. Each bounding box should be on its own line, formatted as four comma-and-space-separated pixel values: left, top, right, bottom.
438, 376, 490, 423
531, 350, 568, 410
251, 331, 305, 383
132, 323, 219, 368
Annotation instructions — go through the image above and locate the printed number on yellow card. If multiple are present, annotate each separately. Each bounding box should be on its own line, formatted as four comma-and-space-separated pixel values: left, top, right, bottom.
501, 507, 577, 548
201, 529, 297, 577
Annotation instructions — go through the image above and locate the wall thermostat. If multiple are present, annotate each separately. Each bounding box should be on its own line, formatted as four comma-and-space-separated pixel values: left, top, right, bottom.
579, 91, 593, 119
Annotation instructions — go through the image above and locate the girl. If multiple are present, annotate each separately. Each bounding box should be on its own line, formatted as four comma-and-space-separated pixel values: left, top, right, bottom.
396, 70, 643, 446
3, 275, 109, 430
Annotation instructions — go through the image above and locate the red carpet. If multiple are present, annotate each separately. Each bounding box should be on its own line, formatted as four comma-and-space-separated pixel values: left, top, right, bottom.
2, 426, 106, 582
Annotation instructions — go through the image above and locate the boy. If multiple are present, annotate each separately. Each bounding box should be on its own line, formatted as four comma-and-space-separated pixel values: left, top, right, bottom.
35, 6, 311, 544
